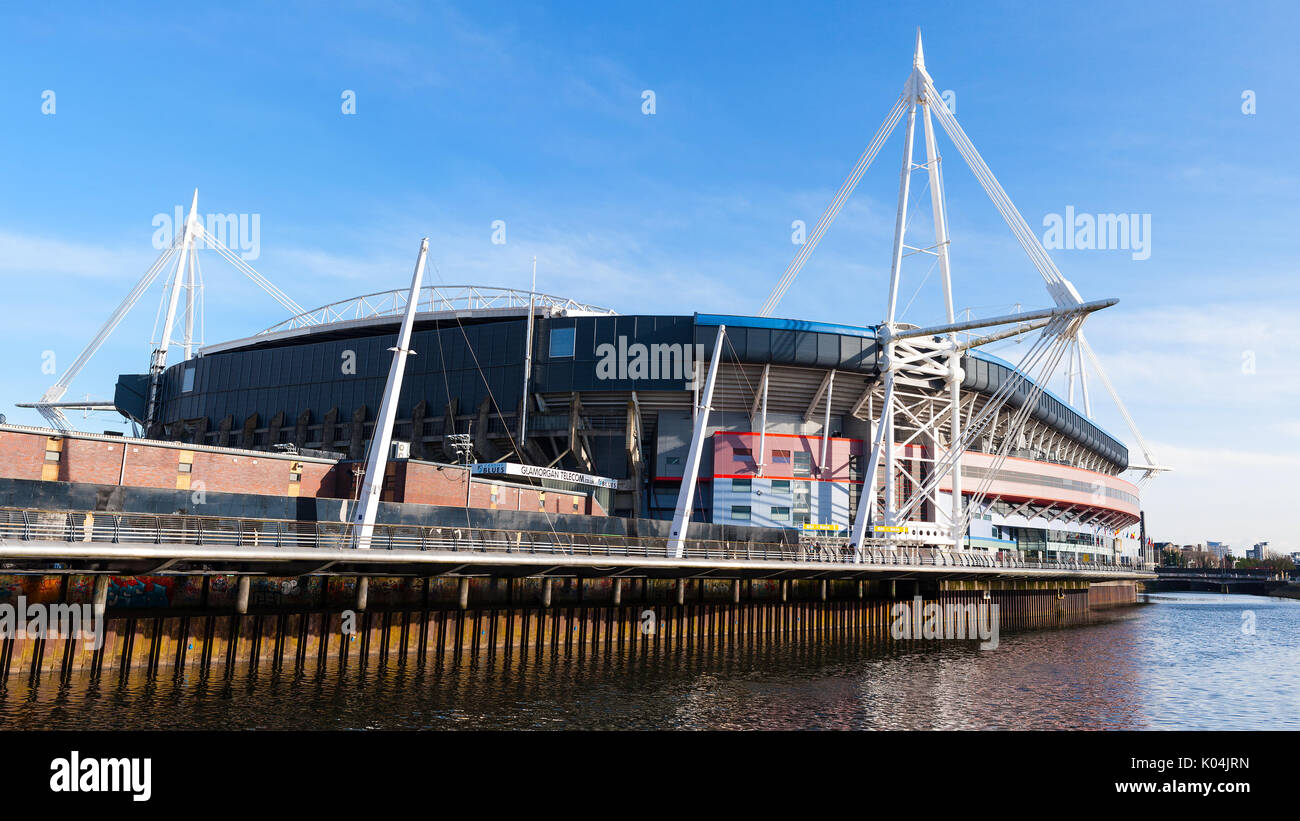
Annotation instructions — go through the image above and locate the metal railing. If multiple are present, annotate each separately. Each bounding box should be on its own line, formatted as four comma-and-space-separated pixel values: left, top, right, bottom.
0, 506, 1141, 573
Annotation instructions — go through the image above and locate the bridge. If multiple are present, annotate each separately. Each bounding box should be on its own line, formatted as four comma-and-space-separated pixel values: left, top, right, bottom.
1148, 568, 1291, 595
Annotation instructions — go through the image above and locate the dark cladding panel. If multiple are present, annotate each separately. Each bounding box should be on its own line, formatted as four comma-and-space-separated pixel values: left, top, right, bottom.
139, 310, 1124, 471
793, 332, 818, 366
770, 329, 796, 362
537, 315, 696, 394
147, 316, 531, 437
816, 333, 840, 368
722, 326, 745, 360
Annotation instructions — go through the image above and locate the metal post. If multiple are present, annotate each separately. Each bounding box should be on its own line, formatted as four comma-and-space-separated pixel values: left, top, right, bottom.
667, 325, 726, 558
541, 577, 553, 608
355, 576, 368, 611
820, 370, 834, 475
754, 364, 769, 476
849, 376, 895, 551
458, 577, 470, 610
352, 238, 429, 549
519, 257, 537, 445
612, 578, 622, 606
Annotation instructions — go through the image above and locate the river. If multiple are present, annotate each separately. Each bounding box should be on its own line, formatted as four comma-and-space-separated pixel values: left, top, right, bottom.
1, 591, 1295, 730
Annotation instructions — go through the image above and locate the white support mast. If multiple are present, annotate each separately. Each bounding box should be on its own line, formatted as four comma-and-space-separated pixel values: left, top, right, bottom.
668, 325, 726, 559
182, 244, 201, 361
351, 238, 429, 549
876, 38, 922, 533
771, 31, 1126, 552
25, 189, 311, 432
917, 47, 964, 545
819, 370, 835, 475
144, 189, 201, 429
752, 363, 769, 477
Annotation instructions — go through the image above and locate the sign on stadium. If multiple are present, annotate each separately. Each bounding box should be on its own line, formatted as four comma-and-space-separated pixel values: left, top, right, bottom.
470, 462, 630, 491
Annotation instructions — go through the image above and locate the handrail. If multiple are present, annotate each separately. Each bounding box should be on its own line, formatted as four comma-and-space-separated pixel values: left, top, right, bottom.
0, 506, 1145, 573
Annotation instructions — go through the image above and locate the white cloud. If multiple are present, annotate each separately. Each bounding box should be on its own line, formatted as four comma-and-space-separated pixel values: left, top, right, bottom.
1140, 439, 1300, 552
0, 231, 148, 280
978, 299, 1300, 552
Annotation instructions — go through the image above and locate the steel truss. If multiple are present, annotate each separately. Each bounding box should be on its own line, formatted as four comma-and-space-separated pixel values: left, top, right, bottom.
259, 285, 617, 336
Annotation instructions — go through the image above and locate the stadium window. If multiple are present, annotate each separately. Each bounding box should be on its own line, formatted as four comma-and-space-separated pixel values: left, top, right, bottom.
549, 326, 576, 358
772, 450, 792, 463
792, 452, 812, 477
732, 478, 752, 493
733, 447, 753, 459
731, 505, 751, 521
771, 506, 790, 521
182, 362, 196, 393
770, 479, 790, 492
44, 449, 61, 463
793, 481, 811, 508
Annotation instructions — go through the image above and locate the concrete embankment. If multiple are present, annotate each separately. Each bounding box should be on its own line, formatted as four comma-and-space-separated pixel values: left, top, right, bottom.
1270, 584, 1300, 601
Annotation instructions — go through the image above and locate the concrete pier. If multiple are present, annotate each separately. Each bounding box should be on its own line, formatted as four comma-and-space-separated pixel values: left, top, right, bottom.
91, 575, 109, 621
236, 576, 251, 615
355, 577, 368, 611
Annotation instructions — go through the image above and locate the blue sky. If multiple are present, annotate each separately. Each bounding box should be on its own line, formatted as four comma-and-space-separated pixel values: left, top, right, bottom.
1, 0, 1298, 550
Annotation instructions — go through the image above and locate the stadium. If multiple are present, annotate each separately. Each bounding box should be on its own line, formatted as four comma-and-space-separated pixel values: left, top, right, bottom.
108, 284, 1145, 563
21, 34, 1157, 568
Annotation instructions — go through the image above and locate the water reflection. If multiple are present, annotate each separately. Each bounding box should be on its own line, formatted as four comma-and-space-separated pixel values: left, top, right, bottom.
1, 593, 1296, 730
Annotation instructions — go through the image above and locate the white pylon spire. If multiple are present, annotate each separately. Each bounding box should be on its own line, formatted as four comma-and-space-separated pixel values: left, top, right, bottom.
23, 190, 312, 432
765, 31, 1126, 553
144, 189, 201, 429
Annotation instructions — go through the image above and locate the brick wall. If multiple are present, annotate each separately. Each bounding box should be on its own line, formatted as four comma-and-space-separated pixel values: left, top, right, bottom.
0, 426, 604, 516
0, 427, 335, 499
392, 461, 606, 516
